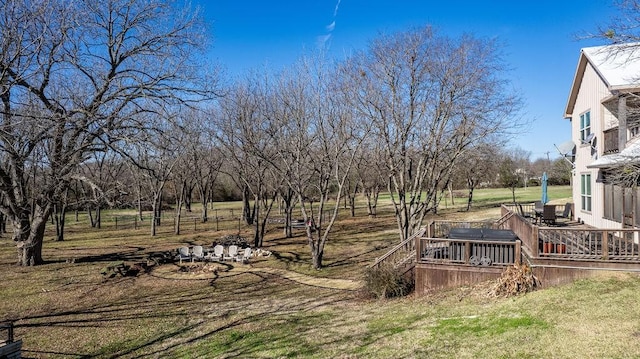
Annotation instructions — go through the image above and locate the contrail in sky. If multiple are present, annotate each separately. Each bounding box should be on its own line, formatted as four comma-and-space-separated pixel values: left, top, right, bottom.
318, 0, 342, 48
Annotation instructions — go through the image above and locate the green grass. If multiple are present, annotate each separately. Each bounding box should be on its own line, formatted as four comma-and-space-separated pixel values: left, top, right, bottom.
2, 186, 640, 358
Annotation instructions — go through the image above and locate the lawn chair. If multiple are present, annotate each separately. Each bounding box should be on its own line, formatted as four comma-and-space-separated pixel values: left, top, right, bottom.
192, 245, 205, 261
517, 203, 536, 223
206, 244, 224, 261
176, 246, 192, 264
557, 202, 572, 220
224, 245, 238, 261
534, 201, 543, 212
542, 205, 557, 225
235, 247, 252, 264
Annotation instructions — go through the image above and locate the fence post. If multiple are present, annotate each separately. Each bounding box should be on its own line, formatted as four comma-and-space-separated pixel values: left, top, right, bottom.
134, 216, 137, 230
194, 218, 197, 231
115, 217, 118, 230
215, 209, 219, 231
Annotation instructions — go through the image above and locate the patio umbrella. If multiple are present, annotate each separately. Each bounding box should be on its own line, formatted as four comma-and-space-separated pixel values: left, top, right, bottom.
541, 172, 549, 205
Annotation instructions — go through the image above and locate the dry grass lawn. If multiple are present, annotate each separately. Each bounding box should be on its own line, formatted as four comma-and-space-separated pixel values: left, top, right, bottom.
1, 186, 640, 358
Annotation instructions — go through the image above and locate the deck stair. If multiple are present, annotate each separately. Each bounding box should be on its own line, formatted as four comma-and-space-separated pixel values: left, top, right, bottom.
371, 227, 426, 273
494, 211, 515, 229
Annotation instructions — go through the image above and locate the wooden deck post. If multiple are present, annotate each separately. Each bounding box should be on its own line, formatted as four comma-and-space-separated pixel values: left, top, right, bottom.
602, 230, 609, 260
515, 240, 521, 265
464, 241, 471, 264
416, 236, 423, 262
532, 225, 539, 258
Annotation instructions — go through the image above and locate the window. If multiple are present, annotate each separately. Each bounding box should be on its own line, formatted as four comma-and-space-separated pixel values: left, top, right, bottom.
581, 173, 592, 212
580, 111, 591, 142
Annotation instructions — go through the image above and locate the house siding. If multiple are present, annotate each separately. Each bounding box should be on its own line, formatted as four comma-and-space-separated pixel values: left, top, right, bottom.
571, 62, 620, 228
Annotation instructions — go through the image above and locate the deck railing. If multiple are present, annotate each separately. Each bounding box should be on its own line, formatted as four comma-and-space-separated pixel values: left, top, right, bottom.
370, 227, 426, 269
538, 227, 639, 260
417, 237, 521, 266
501, 204, 539, 257
501, 204, 640, 262
0, 322, 13, 344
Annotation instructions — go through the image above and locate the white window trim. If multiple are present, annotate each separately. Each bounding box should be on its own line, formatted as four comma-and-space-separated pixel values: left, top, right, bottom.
581, 173, 592, 213
580, 110, 591, 143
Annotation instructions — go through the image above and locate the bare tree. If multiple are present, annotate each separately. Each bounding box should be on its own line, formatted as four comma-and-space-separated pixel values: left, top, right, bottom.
353, 139, 386, 217
215, 75, 280, 248
498, 148, 531, 203
0, 0, 212, 265
258, 55, 368, 269
453, 143, 502, 211
342, 27, 521, 241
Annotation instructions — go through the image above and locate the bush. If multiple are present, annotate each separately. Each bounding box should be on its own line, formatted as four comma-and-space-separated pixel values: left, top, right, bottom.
363, 265, 414, 299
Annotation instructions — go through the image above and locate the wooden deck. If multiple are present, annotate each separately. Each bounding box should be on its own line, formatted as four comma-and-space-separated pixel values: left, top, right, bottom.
413, 204, 640, 294
0, 322, 21, 359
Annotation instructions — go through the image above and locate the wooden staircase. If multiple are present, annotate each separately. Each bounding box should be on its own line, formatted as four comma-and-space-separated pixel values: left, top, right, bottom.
494, 211, 515, 229
370, 227, 426, 274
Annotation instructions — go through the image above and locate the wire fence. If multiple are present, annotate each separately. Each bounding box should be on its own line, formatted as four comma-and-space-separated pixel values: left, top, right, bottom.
52, 208, 295, 236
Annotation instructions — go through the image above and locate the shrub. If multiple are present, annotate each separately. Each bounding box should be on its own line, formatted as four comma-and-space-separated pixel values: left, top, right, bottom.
363, 265, 414, 299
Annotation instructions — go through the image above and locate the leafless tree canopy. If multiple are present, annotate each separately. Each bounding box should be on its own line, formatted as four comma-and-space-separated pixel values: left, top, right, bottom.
0, 0, 213, 265
340, 27, 521, 240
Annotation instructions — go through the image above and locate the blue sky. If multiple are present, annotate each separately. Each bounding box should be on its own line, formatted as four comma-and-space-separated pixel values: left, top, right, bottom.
200, 0, 618, 161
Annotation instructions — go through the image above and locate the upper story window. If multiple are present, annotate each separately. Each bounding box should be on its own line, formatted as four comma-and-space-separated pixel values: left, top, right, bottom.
581, 173, 592, 212
580, 111, 591, 142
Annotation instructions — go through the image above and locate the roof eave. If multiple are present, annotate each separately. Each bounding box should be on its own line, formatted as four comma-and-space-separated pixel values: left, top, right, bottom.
564, 53, 588, 119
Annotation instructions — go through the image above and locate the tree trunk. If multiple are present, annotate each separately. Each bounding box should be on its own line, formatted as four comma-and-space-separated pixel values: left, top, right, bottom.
54, 201, 67, 241
466, 178, 476, 211
466, 187, 475, 211
349, 194, 356, 217
15, 205, 50, 266
282, 189, 295, 238
242, 185, 254, 225
137, 183, 143, 221
185, 185, 193, 212
309, 233, 324, 270
199, 185, 209, 223
151, 192, 162, 237
364, 186, 379, 217
0, 212, 5, 235
174, 181, 185, 235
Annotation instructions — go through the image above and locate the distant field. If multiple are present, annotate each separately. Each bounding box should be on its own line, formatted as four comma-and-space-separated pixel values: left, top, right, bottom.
3, 185, 639, 358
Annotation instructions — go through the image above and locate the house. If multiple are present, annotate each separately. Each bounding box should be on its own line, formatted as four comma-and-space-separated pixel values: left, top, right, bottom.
374, 45, 640, 295
564, 44, 640, 229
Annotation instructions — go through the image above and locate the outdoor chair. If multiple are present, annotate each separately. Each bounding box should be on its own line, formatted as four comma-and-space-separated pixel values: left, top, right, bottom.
192, 245, 205, 261
206, 244, 224, 261
224, 245, 238, 261
176, 246, 192, 264
557, 202, 572, 220
542, 205, 557, 225
517, 203, 536, 223
534, 201, 543, 212
235, 247, 252, 264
